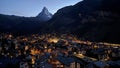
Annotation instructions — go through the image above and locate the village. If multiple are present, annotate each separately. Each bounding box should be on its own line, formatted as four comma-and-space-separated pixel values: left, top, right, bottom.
0, 33, 120, 68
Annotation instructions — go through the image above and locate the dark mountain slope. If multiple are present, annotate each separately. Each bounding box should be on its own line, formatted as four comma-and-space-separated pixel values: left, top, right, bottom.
45, 0, 120, 43
0, 14, 44, 34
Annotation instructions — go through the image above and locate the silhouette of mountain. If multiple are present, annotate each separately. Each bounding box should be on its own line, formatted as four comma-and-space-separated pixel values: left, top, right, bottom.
0, 14, 43, 34
0, 7, 53, 34
36, 7, 53, 21
44, 0, 120, 43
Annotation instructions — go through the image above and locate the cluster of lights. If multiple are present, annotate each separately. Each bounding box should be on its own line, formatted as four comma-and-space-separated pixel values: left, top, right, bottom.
48, 38, 59, 43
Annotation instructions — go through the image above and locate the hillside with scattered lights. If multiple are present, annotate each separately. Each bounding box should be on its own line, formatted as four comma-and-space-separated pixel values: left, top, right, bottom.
0, 33, 120, 68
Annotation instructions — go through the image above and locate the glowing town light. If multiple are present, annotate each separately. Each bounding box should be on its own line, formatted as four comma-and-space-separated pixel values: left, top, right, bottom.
31, 49, 35, 55
8, 34, 12, 38
25, 45, 29, 51
48, 38, 59, 43
32, 58, 35, 64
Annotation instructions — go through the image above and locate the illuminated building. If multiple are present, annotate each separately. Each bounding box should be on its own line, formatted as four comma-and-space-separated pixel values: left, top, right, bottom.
25, 45, 29, 51
48, 38, 59, 43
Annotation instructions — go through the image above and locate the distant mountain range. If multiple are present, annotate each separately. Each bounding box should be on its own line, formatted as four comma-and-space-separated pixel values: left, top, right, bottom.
0, 7, 52, 34
0, 0, 120, 43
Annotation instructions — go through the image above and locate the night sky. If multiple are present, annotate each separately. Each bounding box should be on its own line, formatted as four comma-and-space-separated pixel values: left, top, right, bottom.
0, 0, 82, 17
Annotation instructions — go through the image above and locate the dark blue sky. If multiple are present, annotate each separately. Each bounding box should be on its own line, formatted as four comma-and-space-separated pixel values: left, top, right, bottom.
0, 0, 82, 17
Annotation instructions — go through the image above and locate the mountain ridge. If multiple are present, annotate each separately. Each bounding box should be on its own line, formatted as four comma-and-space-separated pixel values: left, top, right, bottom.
0, 7, 53, 34
43, 0, 120, 43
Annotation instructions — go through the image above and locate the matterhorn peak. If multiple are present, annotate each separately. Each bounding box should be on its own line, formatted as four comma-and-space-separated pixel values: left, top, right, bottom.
36, 7, 53, 21
42, 7, 48, 11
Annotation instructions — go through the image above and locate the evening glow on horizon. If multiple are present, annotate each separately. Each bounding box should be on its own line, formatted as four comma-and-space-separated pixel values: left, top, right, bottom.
0, 0, 82, 17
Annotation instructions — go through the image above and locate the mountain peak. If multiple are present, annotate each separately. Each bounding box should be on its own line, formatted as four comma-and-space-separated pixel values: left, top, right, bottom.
36, 7, 53, 21
42, 7, 49, 14
43, 6, 48, 10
